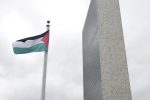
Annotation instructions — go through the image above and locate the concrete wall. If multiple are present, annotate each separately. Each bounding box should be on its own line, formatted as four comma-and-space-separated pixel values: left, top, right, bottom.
82, 0, 132, 100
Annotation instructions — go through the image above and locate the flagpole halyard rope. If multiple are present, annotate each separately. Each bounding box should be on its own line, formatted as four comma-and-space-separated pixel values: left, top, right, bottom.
41, 20, 50, 100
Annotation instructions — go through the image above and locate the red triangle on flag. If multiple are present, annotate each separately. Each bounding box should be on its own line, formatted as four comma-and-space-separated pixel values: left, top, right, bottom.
42, 32, 49, 46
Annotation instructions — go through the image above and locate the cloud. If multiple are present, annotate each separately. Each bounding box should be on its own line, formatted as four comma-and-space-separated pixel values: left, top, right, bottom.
1, 0, 150, 100
0, 0, 91, 100
120, 0, 150, 100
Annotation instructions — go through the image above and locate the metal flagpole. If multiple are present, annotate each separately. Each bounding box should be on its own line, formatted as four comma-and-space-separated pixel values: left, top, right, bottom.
41, 20, 50, 100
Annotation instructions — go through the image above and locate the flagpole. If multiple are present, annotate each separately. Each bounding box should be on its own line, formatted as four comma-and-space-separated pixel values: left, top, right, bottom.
41, 20, 50, 100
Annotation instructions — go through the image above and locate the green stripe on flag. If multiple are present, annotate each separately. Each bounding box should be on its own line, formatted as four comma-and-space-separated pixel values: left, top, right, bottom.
13, 43, 48, 54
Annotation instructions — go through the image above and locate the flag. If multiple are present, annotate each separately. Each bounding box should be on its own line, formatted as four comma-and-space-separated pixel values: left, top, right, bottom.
12, 31, 49, 54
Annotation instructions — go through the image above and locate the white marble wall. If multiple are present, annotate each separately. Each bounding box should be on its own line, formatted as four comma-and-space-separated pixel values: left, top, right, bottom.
82, 0, 132, 100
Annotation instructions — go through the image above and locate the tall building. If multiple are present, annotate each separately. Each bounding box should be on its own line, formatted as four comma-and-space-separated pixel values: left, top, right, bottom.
82, 0, 132, 100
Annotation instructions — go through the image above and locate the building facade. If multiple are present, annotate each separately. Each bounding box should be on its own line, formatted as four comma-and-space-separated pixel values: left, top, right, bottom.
82, 0, 132, 100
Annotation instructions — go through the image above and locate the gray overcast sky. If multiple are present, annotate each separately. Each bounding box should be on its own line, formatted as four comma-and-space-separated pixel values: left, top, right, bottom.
0, 0, 150, 100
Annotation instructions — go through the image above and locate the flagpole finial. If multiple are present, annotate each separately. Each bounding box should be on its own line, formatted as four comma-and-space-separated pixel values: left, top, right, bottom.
47, 20, 50, 24
46, 20, 50, 31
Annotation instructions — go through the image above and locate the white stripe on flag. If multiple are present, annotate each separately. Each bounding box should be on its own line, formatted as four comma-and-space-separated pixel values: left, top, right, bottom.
12, 37, 43, 48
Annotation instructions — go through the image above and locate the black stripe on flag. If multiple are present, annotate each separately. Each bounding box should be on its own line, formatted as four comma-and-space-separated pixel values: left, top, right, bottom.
17, 31, 49, 42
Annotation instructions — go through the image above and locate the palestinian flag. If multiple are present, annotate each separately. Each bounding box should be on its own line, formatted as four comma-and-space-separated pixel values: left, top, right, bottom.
12, 31, 49, 54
